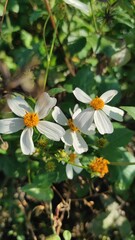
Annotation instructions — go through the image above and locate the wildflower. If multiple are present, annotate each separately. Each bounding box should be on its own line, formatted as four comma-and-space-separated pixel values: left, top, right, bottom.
0, 93, 65, 155
52, 105, 95, 154
58, 147, 82, 179
89, 157, 110, 178
63, 0, 90, 16
73, 88, 124, 134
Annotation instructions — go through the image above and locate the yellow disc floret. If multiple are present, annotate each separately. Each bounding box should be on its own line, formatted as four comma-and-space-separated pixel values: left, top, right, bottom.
24, 112, 39, 127
68, 118, 79, 132
69, 153, 77, 163
89, 157, 110, 178
90, 97, 104, 110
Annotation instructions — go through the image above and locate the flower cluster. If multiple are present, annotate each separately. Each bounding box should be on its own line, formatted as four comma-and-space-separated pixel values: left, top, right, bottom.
0, 88, 124, 179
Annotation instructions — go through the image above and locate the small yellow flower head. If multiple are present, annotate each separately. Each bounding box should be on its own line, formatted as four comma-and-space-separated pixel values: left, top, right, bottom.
90, 97, 105, 110
24, 112, 39, 127
55, 150, 69, 162
68, 118, 79, 132
89, 157, 110, 178
69, 153, 77, 163
45, 161, 56, 172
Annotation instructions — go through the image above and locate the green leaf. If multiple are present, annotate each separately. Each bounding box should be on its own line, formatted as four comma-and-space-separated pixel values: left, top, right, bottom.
22, 172, 58, 201
71, 66, 95, 95
121, 106, 135, 120
114, 150, 135, 193
63, 230, 72, 240
68, 37, 86, 56
22, 184, 53, 201
48, 87, 66, 96
46, 234, 61, 240
101, 123, 133, 154
30, 10, 46, 24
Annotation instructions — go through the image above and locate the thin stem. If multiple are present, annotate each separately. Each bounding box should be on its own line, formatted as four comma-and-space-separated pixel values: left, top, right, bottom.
61, 159, 87, 170
44, 22, 58, 90
27, 159, 31, 183
0, 0, 8, 35
90, 0, 98, 33
110, 162, 135, 166
43, 0, 56, 30
43, 15, 50, 56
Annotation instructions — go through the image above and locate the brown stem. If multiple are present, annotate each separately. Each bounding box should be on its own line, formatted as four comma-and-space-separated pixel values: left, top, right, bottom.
43, 0, 76, 76
0, 0, 9, 35
43, 0, 56, 30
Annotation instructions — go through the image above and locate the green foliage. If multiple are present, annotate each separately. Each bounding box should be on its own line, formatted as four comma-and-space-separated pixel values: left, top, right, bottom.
0, 0, 135, 239
121, 106, 135, 120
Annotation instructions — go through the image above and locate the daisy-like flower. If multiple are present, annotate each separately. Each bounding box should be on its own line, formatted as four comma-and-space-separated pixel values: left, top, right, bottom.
58, 147, 82, 179
73, 88, 124, 135
52, 105, 95, 154
89, 157, 110, 178
0, 93, 65, 155
63, 0, 90, 16
66, 152, 82, 179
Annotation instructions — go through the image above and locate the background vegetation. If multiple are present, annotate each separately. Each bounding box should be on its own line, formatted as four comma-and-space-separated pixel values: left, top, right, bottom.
0, 0, 135, 239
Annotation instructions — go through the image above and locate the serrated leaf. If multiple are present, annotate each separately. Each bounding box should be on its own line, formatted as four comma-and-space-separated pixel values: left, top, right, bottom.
121, 106, 135, 120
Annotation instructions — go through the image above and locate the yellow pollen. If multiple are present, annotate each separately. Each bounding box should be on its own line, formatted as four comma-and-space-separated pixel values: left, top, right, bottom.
24, 112, 39, 127
89, 157, 110, 178
69, 153, 77, 163
68, 119, 79, 132
90, 97, 104, 110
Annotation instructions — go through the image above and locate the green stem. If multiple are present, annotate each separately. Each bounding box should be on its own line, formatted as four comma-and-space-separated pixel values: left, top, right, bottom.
43, 21, 59, 90
43, 15, 50, 57
90, 0, 98, 33
110, 162, 135, 166
62, 159, 87, 170
27, 159, 31, 183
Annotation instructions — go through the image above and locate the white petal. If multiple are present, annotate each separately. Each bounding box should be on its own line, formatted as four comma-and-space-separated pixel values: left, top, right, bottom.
66, 164, 73, 179
64, 0, 89, 16
0, 118, 24, 134
100, 90, 118, 103
64, 145, 71, 154
94, 110, 113, 134
69, 104, 81, 118
72, 108, 82, 120
20, 128, 35, 155
7, 96, 32, 117
37, 121, 65, 141
73, 158, 82, 174
52, 106, 68, 125
62, 129, 73, 146
103, 105, 124, 122
72, 132, 88, 154
73, 88, 91, 103
74, 108, 94, 135
35, 92, 57, 119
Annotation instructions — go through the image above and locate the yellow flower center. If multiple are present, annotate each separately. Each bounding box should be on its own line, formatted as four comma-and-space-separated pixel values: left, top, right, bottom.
90, 97, 104, 110
89, 157, 110, 178
69, 153, 77, 163
24, 112, 39, 127
68, 118, 79, 132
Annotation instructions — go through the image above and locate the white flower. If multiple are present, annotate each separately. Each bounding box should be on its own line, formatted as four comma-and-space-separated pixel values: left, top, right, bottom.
0, 93, 65, 155
52, 105, 95, 154
63, 0, 90, 16
64, 146, 82, 179
73, 87, 124, 135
